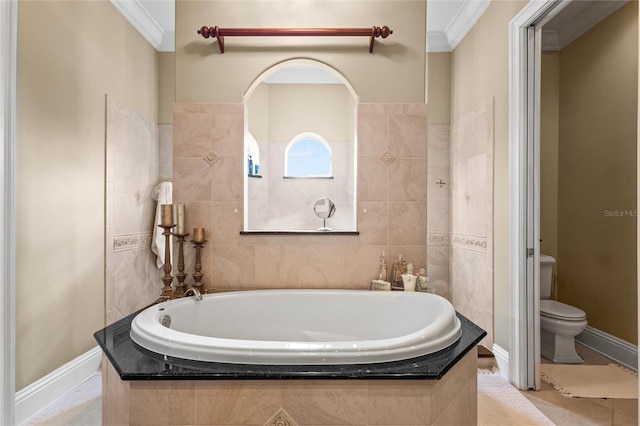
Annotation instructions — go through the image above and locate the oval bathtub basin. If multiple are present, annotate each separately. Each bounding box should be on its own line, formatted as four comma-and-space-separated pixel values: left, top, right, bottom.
130, 289, 462, 365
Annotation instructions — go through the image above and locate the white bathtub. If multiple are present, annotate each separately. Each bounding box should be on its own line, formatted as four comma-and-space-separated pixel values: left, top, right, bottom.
130, 289, 462, 365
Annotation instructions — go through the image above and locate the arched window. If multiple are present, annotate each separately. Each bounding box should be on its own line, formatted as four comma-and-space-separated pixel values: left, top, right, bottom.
285, 133, 332, 178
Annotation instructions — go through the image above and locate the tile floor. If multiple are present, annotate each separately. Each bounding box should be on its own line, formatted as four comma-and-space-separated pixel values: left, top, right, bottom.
520, 343, 638, 425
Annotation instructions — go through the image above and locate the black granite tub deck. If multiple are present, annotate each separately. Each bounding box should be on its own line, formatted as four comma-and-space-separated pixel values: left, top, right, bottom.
95, 310, 486, 381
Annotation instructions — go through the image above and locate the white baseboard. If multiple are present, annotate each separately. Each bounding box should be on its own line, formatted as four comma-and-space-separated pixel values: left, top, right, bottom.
492, 343, 509, 379
15, 346, 102, 425
576, 326, 638, 371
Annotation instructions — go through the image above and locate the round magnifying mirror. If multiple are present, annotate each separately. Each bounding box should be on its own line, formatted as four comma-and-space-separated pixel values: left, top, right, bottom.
313, 198, 336, 231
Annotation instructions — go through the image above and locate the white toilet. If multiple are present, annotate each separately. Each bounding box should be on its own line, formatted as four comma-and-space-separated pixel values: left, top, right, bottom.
540, 254, 588, 364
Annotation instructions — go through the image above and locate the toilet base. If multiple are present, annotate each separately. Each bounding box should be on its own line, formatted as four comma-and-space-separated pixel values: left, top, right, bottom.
541, 329, 584, 364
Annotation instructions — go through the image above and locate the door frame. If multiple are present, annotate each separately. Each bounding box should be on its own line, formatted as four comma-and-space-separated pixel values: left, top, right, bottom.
0, 0, 17, 423
509, 0, 571, 390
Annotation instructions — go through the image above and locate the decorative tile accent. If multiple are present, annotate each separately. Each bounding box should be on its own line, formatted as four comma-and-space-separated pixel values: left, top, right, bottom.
427, 233, 450, 246
264, 408, 298, 426
204, 150, 221, 166
113, 233, 153, 252
379, 150, 397, 165
451, 233, 487, 253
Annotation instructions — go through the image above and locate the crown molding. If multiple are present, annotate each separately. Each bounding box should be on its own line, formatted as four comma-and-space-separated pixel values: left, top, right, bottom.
445, 0, 490, 51
427, 0, 490, 52
110, 0, 174, 52
426, 30, 452, 53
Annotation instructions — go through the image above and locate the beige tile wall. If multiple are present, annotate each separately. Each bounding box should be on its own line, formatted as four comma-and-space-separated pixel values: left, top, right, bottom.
105, 96, 167, 325
450, 98, 495, 347
172, 103, 428, 291
427, 125, 451, 300
103, 347, 477, 426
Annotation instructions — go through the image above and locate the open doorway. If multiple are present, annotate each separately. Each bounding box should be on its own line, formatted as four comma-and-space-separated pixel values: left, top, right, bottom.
509, 0, 637, 390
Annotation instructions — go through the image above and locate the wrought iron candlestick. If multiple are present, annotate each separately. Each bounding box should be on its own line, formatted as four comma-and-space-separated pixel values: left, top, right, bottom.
157, 224, 175, 302
191, 238, 207, 293
172, 233, 189, 298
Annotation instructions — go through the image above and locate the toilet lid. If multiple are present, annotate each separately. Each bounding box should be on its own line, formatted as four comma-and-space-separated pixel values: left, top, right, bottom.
540, 300, 586, 320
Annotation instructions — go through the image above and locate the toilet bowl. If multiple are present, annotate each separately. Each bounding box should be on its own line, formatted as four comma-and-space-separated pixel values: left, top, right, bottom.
539, 255, 587, 364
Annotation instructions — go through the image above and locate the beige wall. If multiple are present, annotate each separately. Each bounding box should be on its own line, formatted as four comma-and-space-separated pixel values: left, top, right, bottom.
427, 52, 452, 126
158, 52, 176, 125
556, 2, 638, 344
451, 0, 528, 349
175, 0, 426, 104
16, 1, 158, 390
540, 52, 560, 262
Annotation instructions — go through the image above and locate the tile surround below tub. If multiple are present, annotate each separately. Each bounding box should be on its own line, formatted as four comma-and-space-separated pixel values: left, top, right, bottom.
99, 340, 480, 425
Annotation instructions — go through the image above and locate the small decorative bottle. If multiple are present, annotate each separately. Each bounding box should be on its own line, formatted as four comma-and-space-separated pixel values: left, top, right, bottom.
379, 251, 387, 281
392, 255, 407, 290
416, 268, 430, 292
247, 155, 253, 176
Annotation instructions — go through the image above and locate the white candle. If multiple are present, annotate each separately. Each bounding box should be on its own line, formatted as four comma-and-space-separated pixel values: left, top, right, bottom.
176, 204, 185, 234
160, 204, 173, 227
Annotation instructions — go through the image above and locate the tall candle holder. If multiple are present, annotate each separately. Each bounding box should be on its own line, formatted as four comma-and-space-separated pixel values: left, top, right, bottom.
172, 233, 190, 298
191, 238, 207, 293
157, 224, 175, 302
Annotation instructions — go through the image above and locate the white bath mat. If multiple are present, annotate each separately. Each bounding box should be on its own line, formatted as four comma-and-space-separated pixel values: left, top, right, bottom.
540, 363, 638, 399
478, 371, 554, 425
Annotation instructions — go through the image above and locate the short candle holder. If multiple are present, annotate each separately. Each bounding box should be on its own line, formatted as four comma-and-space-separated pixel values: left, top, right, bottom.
157, 224, 175, 303
191, 239, 207, 293
172, 233, 190, 298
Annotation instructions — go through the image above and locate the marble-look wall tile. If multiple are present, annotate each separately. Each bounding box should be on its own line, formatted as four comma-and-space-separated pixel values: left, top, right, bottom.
357, 112, 389, 158
358, 157, 389, 202
426, 124, 451, 300
173, 113, 211, 158
129, 381, 196, 425
254, 245, 302, 288
388, 202, 427, 245
356, 202, 388, 245
283, 381, 368, 425
194, 381, 283, 425
389, 113, 428, 158
367, 381, 432, 424
173, 103, 428, 292
343, 244, 388, 287
211, 245, 256, 289
427, 245, 450, 300
106, 96, 162, 321
450, 99, 494, 347
388, 159, 428, 201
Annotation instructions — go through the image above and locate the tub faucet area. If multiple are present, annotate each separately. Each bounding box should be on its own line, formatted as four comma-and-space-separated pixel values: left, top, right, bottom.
183, 287, 202, 301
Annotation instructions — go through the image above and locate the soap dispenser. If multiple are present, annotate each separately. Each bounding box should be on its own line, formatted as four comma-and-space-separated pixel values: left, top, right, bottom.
247, 155, 253, 176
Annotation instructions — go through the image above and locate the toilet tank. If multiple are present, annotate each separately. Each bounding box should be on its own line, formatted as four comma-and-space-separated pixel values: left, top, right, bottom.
540, 254, 556, 299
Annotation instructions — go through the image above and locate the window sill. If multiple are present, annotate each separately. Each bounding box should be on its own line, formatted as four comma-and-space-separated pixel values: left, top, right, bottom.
283, 176, 334, 179
240, 230, 358, 235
